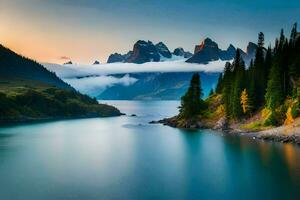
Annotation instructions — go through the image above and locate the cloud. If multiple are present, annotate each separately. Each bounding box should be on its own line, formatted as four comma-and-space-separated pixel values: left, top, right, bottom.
43, 59, 228, 79
63, 74, 138, 96
43, 59, 228, 97
59, 56, 71, 60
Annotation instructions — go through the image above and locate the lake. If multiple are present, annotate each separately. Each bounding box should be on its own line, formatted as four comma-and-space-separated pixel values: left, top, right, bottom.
0, 101, 300, 199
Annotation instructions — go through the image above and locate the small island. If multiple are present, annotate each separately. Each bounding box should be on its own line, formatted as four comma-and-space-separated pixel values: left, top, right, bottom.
154, 24, 300, 144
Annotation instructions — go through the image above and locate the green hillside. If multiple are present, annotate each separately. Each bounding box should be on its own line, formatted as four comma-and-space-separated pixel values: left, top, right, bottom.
0, 46, 122, 123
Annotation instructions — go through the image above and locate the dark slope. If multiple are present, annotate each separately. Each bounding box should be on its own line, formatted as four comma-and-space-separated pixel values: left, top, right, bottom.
0, 45, 122, 122
0, 44, 72, 89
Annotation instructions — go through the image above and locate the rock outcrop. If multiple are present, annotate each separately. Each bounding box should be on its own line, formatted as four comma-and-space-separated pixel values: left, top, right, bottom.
186, 38, 233, 64
106, 40, 191, 64
107, 53, 125, 63
126, 40, 161, 64
93, 60, 100, 65
186, 38, 257, 65
63, 61, 73, 65
213, 117, 228, 130
155, 42, 172, 58
173, 47, 193, 58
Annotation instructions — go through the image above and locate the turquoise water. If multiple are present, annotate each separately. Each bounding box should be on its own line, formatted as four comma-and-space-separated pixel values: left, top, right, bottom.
0, 101, 300, 199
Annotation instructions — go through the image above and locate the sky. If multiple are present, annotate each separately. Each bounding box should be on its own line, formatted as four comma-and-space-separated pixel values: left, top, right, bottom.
0, 0, 299, 64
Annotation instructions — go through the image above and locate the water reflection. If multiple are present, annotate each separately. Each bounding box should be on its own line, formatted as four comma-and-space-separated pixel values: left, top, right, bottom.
0, 101, 300, 199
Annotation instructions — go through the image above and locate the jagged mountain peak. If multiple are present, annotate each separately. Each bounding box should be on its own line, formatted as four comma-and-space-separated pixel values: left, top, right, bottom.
227, 44, 236, 51
202, 37, 218, 47
107, 53, 124, 63
194, 37, 219, 54
93, 60, 100, 65
155, 42, 172, 58
246, 42, 257, 55
173, 47, 193, 58
107, 40, 174, 63
136, 40, 153, 46
64, 61, 73, 65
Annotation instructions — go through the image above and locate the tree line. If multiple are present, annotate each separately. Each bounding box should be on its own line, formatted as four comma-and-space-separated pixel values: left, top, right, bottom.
215, 23, 299, 124
179, 23, 299, 125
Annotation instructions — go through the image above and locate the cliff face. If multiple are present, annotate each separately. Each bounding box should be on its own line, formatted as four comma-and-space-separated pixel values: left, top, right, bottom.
173, 47, 192, 58
155, 42, 172, 58
107, 40, 190, 64
186, 38, 257, 65
126, 40, 161, 64
107, 53, 126, 63
186, 38, 235, 64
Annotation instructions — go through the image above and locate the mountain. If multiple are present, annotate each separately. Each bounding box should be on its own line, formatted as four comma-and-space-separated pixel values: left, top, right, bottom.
0, 44, 72, 89
155, 42, 172, 58
219, 44, 236, 60
243, 42, 258, 64
107, 53, 126, 63
0, 44, 121, 122
107, 51, 133, 63
106, 40, 184, 64
98, 72, 219, 100
186, 38, 257, 65
173, 47, 193, 58
126, 40, 161, 63
186, 38, 236, 64
64, 61, 73, 65
106, 38, 257, 65
93, 60, 100, 65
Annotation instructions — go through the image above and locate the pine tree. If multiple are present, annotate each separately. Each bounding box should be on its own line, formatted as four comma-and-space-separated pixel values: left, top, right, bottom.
179, 73, 205, 118
284, 107, 295, 125
288, 23, 299, 96
264, 46, 272, 80
215, 23, 299, 123
231, 50, 246, 118
240, 89, 249, 114
222, 62, 233, 117
247, 59, 255, 114
289, 23, 297, 45
251, 32, 266, 109
215, 73, 223, 94
265, 64, 284, 110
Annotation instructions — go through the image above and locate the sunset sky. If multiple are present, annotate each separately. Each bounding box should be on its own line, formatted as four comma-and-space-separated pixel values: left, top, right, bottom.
0, 0, 299, 64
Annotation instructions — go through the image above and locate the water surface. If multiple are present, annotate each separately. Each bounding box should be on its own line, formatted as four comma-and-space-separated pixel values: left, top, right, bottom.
0, 101, 300, 199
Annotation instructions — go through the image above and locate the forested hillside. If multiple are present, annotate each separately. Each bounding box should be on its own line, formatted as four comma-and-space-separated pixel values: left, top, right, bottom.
0, 45, 121, 123
161, 23, 299, 132
215, 23, 299, 126
0, 44, 72, 89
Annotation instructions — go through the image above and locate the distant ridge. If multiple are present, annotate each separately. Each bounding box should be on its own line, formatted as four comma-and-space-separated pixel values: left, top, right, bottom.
0, 44, 72, 90
106, 40, 192, 64
106, 38, 256, 65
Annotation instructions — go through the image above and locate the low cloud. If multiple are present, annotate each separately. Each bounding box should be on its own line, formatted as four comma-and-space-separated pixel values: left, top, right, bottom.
63, 74, 138, 96
43, 59, 227, 96
59, 56, 71, 60
43, 59, 228, 79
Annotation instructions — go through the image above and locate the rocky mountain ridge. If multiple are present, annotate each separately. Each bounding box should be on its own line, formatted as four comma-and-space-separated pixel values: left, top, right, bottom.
107, 40, 192, 64
186, 38, 257, 65
107, 38, 257, 65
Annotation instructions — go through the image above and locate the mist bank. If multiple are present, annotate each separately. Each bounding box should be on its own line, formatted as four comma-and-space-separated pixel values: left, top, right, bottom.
43, 59, 227, 78
42, 60, 226, 98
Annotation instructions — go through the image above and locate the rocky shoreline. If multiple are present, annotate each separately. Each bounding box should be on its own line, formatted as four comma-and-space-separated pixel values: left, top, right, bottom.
150, 116, 228, 130
151, 116, 300, 145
